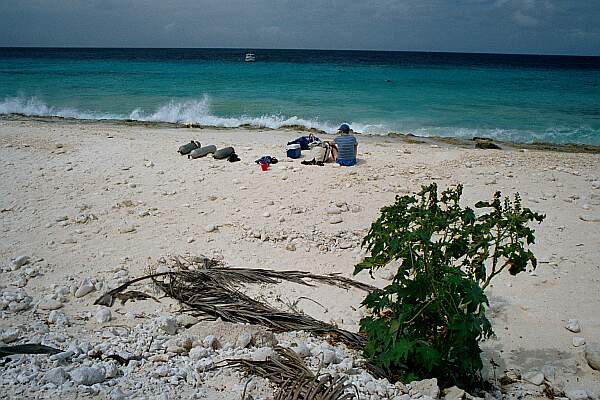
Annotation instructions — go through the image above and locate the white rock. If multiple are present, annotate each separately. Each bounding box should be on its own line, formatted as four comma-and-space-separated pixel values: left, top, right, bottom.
566, 319, 581, 333
205, 224, 217, 233
565, 389, 589, 400
0, 328, 20, 343
176, 314, 199, 328
118, 225, 136, 234
585, 342, 600, 371
329, 215, 343, 224
409, 378, 440, 399
75, 278, 96, 298
44, 367, 68, 385
71, 366, 106, 386
96, 307, 112, 323
523, 370, 545, 385
38, 299, 63, 311
50, 345, 77, 361
222, 342, 234, 351
253, 347, 273, 361
151, 365, 171, 378
443, 386, 465, 400
542, 364, 556, 382
110, 387, 128, 400
350, 205, 362, 213
237, 332, 252, 348
579, 213, 600, 222
189, 346, 209, 361
318, 349, 336, 365
326, 207, 342, 215
263, 212, 271, 218
573, 337, 586, 347
195, 358, 213, 371
291, 342, 310, 358
156, 316, 178, 335
103, 362, 120, 378
48, 310, 69, 326
13, 275, 27, 288
365, 381, 377, 394
11, 255, 30, 269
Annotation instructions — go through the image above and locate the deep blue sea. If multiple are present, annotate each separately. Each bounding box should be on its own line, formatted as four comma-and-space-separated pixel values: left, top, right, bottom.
1, 48, 599, 145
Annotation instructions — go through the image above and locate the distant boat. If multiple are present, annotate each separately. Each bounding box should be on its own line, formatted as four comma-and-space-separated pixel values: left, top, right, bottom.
244, 53, 256, 62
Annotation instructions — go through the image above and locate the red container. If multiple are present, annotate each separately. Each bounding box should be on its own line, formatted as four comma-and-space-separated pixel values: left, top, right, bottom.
260, 162, 269, 171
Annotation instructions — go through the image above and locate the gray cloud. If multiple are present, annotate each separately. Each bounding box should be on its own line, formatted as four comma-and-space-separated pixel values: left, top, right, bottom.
0, 0, 598, 55
512, 10, 539, 27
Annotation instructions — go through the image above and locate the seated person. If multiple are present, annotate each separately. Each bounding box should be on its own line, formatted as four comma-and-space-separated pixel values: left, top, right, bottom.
334, 123, 358, 166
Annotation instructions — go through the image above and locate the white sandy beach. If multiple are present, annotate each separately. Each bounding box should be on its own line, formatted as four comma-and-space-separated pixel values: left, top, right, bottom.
1, 119, 599, 399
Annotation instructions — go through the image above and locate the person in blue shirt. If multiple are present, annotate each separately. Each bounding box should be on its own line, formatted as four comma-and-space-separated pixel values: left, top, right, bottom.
334, 123, 358, 166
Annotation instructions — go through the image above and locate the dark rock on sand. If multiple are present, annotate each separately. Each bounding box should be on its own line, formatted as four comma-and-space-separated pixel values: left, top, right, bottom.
475, 140, 501, 150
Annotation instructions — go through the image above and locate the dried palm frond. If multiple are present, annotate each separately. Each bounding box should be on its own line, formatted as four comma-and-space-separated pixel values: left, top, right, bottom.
94, 272, 170, 307
223, 346, 356, 400
166, 255, 375, 292
151, 267, 367, 348
95, 255, 374, 349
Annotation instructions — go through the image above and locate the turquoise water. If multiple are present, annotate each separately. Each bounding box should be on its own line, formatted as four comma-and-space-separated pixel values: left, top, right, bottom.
1, 48, 599, 145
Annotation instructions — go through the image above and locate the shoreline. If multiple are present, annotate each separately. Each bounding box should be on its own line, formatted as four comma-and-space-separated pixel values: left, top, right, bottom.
3, 113, 600, 154
1, 118, 599, 399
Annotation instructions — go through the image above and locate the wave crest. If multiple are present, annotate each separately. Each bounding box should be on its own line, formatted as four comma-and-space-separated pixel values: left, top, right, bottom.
0, 96, 118, 120
0, 95, 342, 133
1, 95, 598, 145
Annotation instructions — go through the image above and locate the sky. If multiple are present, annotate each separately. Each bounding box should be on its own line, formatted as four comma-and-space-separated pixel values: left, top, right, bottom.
0, 0, 599, 55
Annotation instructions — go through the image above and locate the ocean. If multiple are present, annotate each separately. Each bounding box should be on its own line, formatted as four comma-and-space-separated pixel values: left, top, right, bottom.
1, 48, 599, 145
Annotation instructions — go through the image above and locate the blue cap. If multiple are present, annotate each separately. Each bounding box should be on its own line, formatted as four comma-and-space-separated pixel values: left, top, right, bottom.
338, 123, 350, 133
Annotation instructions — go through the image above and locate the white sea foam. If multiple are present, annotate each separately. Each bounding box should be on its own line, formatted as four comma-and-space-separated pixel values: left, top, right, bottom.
1, 95, 597, 144
0, 95, 343, 133
0, 96, 119, 121
129, 96, 342, 133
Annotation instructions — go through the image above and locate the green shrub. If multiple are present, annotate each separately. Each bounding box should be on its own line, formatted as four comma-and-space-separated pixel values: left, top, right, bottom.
354, 183, 544, 388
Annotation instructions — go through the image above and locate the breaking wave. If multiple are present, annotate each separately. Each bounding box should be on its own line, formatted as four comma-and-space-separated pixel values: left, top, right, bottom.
1, 95, 598, 145
0, 96, 119, 121
0, 95, 348, 133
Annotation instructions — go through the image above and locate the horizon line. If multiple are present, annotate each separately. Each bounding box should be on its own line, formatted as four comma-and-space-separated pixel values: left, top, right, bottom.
1, 45, 598, 58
